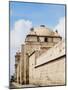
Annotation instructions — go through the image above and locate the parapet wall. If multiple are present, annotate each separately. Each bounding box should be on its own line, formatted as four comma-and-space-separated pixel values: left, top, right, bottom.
35, 41, 65, 67
29, 41, 66, 86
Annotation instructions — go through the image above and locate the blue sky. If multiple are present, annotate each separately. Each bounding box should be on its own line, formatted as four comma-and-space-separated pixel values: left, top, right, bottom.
10, 1, 65, 30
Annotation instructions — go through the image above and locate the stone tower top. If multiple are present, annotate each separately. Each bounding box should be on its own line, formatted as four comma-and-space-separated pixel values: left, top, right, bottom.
15, 52, 21, 58
27, 25, 61, 37
25, 25, 62, 43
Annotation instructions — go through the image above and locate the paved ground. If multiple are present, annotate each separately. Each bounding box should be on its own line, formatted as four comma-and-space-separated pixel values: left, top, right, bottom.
10, 82, 38, 89
10, 83, 19, 89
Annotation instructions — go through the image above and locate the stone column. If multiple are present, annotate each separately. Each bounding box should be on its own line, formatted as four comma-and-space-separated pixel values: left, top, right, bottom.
26, 53, 29, 84
15, 63, 17, 82
15, 52, 21, 84
17, 63, 20, 83
19, 44, 25, 84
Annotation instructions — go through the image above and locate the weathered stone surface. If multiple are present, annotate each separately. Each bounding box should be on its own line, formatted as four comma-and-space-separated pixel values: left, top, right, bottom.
29, 41, 65, 86
14, 26, 65, 86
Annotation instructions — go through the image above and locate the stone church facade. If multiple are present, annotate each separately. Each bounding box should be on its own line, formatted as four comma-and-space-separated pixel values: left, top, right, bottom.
14, 25, 65, 86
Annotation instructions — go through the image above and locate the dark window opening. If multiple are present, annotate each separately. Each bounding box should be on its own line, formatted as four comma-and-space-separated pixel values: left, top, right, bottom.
45, 38, 48, 42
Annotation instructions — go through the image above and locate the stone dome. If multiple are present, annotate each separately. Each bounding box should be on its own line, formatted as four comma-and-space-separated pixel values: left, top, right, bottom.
28, 25, 60, 37
34, 26, 53, 36
28, 27, 37, 35
29, 30, 36, 35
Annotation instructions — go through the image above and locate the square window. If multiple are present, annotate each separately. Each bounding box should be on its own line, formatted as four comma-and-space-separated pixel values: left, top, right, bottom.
45, 38, 48, 42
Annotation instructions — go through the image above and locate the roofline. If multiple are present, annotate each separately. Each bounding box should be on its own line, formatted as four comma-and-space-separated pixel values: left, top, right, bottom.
28, 51, 35, 58
26, 34, 62, 38
35, 54, 66, 68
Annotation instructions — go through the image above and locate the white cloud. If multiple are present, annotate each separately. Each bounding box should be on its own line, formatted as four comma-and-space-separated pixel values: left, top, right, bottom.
10, 19, 32, 76
54, 17, 65, 39
11, 19, 32, 49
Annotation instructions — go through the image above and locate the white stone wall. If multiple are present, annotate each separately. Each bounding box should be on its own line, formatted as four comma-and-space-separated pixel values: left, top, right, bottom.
36, 41, 65, 66
53, 38, 61, 43
29, 53, 36, 84
48, 38, 53, 42
34, 57, 65, 86
26, 36, 37, 42
29, 41, 65, 86
39, 37, 44, 42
